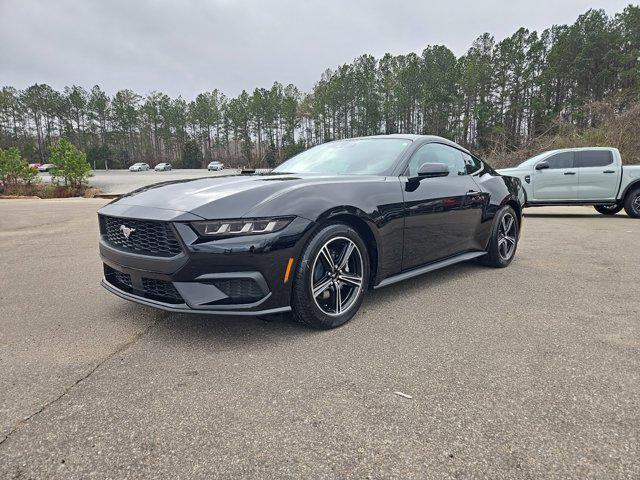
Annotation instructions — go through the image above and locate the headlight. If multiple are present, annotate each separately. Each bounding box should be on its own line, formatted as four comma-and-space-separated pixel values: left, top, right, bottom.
191, 217, 294, 237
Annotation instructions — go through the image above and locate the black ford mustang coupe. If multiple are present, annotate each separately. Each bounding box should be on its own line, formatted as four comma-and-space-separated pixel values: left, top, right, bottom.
99, 135, 524, 329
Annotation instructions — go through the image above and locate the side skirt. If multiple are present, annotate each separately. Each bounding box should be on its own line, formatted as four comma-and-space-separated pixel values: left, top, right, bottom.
374, 251, 487, 289
526, 200, 617, 207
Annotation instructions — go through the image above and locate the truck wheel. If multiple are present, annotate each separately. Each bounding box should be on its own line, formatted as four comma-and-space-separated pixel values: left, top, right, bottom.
594, 204, 623, 215
623, 187, 640, 218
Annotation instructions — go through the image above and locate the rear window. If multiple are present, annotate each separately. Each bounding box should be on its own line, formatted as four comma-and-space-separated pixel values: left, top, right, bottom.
579, 150, 612, 168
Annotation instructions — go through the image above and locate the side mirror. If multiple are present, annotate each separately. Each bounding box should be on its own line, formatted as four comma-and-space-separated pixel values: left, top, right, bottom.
535, 161, 549, 170
418, 162, 449, 178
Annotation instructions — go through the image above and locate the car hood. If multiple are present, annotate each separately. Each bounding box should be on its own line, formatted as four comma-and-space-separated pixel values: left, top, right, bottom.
99, 173, 384, 220
496, 167, 520, 175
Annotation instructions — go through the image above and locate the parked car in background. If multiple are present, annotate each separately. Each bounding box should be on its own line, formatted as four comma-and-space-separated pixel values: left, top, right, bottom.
129, 163, 150, 172
28, 163, 41, 170
38, 163, 55, 172
154, 163, 172, 171
497, 147, 640, 218
98, 135, 524, 329
207, 161, 224, 171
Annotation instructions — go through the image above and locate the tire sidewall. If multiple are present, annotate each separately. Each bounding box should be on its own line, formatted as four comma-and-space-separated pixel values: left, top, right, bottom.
625, 188, 640, 218
292, 223, 369, 328
488, 206, 519, 267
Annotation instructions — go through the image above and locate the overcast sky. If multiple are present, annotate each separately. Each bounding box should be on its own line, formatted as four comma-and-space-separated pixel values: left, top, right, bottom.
0, 0, 633, 99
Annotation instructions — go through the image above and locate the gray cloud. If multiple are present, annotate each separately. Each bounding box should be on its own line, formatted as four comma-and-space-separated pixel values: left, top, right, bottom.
0, 0, 632, 99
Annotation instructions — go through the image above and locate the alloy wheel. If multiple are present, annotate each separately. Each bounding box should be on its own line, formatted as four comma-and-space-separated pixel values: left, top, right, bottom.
601, 204, 619, 211
633, 193, 640, 213
497, 213, 517, 261
310, 236, 364, 316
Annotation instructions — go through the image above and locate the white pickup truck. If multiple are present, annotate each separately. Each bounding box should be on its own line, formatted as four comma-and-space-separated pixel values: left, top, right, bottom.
497, 147, 640, 218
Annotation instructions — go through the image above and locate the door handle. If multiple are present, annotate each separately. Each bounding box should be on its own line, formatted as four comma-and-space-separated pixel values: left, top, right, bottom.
603, 170, 615, 174
564, 171, 576, 175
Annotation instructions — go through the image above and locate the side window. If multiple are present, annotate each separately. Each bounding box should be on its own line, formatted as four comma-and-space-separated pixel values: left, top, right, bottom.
462, 152, 483, 175
578, 150, 613, 168
545, 152, 575, 169
407, 143, 467, 177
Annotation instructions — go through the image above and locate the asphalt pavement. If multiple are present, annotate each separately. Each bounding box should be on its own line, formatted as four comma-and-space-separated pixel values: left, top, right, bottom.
0, 199, 638, 479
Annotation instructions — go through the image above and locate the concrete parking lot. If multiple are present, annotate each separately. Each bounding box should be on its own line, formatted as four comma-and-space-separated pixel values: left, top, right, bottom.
38, 168, 236, 195
0, 199, 638, 479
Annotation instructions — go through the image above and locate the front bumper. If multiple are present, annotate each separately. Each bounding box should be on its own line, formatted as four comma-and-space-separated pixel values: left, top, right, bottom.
98, 213, 315, 316
101, 279, 291, 316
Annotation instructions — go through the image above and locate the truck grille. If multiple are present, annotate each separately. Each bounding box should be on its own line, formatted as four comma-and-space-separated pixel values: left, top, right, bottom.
104, 265, 184, 304
100, 215, 182, 257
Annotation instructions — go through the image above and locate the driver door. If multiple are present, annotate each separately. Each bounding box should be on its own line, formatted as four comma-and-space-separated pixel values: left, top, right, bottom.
533, 151, 578, 200
401, 143, 484, 270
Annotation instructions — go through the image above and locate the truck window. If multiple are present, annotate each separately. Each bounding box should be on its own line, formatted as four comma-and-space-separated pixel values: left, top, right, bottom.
545, 152, 575, 169
578, 150, 613, 168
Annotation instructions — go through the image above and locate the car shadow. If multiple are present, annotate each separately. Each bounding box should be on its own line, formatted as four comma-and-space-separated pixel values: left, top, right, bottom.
362, 261, 479, 309
117, 302, 315, 348
524, 212, 630, 219
111, 259, 484, 344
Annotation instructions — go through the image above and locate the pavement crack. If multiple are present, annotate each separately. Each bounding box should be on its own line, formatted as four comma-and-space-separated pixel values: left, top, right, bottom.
0, 320, 158, 448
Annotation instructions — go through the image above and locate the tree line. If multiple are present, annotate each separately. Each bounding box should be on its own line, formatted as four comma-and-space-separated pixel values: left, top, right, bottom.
0, 5, 638, 169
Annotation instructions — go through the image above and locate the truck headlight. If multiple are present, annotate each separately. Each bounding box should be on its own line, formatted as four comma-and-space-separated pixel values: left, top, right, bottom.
191, 217, 294, 237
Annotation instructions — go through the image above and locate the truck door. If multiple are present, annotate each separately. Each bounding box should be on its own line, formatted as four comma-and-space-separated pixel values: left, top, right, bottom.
533, 151, 578, 201
577, 150, 619, 201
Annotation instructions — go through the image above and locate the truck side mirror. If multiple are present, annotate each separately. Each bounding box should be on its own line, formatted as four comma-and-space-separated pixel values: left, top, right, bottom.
535, 161, 549, 170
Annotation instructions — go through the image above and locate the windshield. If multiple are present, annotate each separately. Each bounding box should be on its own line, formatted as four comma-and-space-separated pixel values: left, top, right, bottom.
518, 151, 553, 168
273, 138, 411, 175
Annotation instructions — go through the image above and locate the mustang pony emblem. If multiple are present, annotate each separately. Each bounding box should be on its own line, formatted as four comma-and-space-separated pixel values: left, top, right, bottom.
119, 225, 136, 239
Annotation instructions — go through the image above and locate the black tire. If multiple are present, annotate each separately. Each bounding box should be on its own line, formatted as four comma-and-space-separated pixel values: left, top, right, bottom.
623, 187, 640, 219
594, 204, 623, 215
479, 206, 519, 268
291, 223, 369, 329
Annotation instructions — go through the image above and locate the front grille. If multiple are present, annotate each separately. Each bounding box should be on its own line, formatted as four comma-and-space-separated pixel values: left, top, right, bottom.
101, 215, 182, 257
210, 278, 265, 304
104, 265, 184, 304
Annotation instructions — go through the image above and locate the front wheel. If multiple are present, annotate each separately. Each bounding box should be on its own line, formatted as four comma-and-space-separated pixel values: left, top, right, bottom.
594, 204, 623, 215
624, 187, 640, 218
479, 206, 519, 268
291, 224, 369, 329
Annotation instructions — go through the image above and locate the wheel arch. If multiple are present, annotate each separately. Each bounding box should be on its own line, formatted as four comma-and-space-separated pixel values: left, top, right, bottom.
506, 198, 522, 228
621, 179, 640, 201
313, 208, 380, 288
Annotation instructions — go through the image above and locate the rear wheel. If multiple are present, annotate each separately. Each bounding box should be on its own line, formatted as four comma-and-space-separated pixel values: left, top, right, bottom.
594, 204, 622, 215
291, 224, 369, 329
624, 187, 640, 218
479, 206, 519, 268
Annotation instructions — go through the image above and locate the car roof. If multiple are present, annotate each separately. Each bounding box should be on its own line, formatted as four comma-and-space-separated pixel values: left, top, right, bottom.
337, 134, 471, 153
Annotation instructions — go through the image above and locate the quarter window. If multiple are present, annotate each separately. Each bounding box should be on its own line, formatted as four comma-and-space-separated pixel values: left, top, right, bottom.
462, 152, 483, 175
578, 150, 613, 168
407, 143, 467, 177
544, 152, 575, 169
